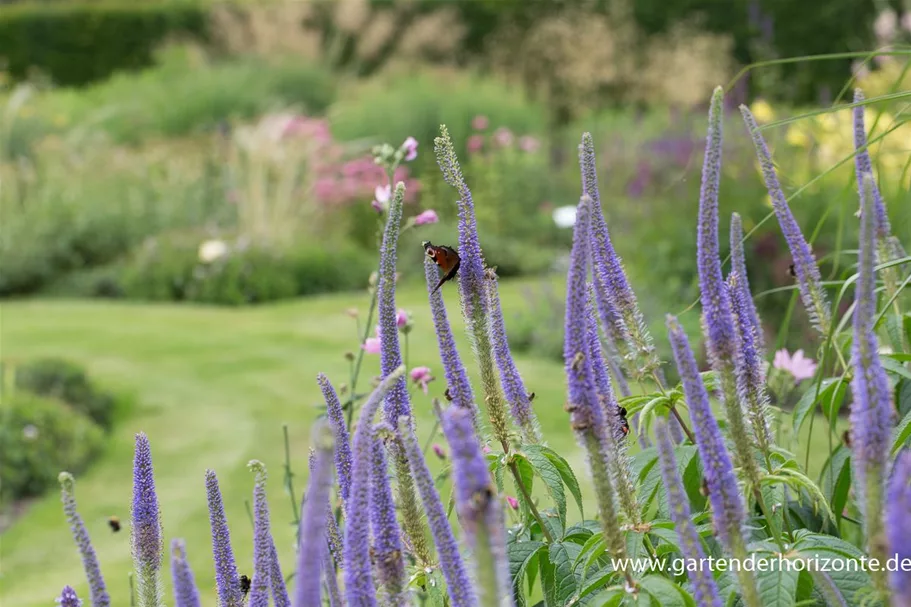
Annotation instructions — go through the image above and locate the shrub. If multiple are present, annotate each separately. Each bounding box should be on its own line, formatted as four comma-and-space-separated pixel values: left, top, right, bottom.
13, 358, 117, 430
0, 2, 209, 87
0, 391, 104, 503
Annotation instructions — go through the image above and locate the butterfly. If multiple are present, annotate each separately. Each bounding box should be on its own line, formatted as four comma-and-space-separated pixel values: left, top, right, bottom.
423, 241, 461, 294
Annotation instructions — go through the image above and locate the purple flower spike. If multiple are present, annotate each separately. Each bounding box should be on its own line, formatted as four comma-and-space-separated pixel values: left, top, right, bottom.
170, 539, 201, 607
296, 425, 335, 607
849, 174, 894, 557
887, 451, 911, 604
486, 271, 541, 443
424, 256, 477, 420
440, 405, 511, 605
654, 418, 722, 607
131, 432, 162, 607
317, 373, 352, 504
58, 473, 110, 607
344, 366, 407, 607
247, 460, 274, 607
740, 104, 831, 335
270, 542, 291, 607
205, 470, 243, 607
398, 418, 476, 607
852, 89, 892, 240
666, 316, 747, 555
729, 213, 764, 350
370, 425, 407, 603
56, 585, 82, 607
378, 182, 413, 427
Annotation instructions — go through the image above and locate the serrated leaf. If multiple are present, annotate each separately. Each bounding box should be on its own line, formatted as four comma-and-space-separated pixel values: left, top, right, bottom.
791, 531, 872, 605
509, 540, 546, 607
576, 566, 617, 602
589, 587, 625, 607
523, 445, 568, 528
883, 356, 911, 381
630, 447, 659, 480
654, 446, 697, 519
574, 532, 605, 571
755, 554, 799, 607
897, 378, 911, 417
819, 445, 852, 524
548, 541, 584, 606
792, 378, 846, 436
892, 403, 911, 455
541, 446, 585, 519
639, 574, 696, 607
512, 453, 536, 526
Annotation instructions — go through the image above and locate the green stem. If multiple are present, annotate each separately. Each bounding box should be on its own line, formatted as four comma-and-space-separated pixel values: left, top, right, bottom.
281, 424, 301, 544
508, 460, 554, 543
345, 289, 378, 430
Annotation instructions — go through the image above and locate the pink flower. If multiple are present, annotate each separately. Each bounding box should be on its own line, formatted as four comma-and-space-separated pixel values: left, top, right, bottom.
467, 134, 484, 154
482, 445, 492, 454
363, 337, 382, 354
396, 309, 410, 328
414, 210, 439, 225
432, 444, 446, 460
773, 349, 818, 382
472, 115, 489, 130
372, 184, 391, 213
409, 366, 434, 394
402, 136, 418, 162
518, 135, 541, 153
506, 496, 519, 510
493, 127, 514, 148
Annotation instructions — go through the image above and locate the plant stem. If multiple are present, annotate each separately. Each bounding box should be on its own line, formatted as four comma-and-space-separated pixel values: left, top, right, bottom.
508, 460, 554, 544
345, 289, 378, 430
669, 406, 696, 444
281, 424, 300, 544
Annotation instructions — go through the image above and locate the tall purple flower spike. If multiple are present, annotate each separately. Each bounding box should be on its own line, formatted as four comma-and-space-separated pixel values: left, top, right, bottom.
317, 373, 352, 504
852, 89, 892, 241
440, 405, 511, 605
56, 585, 82, 607
654, 418, 722, 607
58, 473, 110, 607
343, 366, 406, 607
270, 542, 291, 607
247, 460, 278, 607
131, 432, 163, 607
887, 450, 911, 605
741, 104, 831, 335
849, 174, 894, 565
295, 423, 335, 607
398, 417, 477, 607
205, 470, 243, 607
370, 425, 407, 604
170, 539, 201, 607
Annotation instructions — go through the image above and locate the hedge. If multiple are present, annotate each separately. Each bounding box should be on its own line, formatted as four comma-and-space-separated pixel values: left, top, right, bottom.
0, 2, 209, 86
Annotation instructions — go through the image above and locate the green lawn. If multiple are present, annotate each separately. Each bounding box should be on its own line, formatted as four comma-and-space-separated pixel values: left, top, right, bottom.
0, 279, 843, 606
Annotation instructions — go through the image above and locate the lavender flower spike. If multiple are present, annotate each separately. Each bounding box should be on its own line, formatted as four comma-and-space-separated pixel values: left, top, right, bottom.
370, 424, 408, 604
486, 269, 542, 443
270, 539, 291, 607
205, 470, 243, 607
729, 213, 764, 350
441, 405, 512, 606
344, 366, 406, 607
170, 540, 201, 607
57, 585, 82, 607
849, 174, 893, 576
424, 256, 477, 424
317, 373, 352, 504
654, 418, 722, 607
852, 89, 892, 240
398, 417, 477, 607
667, 315, 760, 607
887, 450, 911, 605
295, 423, 335, 607
247, 460, 276, 607
741, 104, 831, 335
131, 432, 163, 607
58, 473, 110, 607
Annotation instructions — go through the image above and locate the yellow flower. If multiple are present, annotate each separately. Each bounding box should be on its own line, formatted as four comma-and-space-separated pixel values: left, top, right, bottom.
750, 99, 775, 123
786, 125, 811, 148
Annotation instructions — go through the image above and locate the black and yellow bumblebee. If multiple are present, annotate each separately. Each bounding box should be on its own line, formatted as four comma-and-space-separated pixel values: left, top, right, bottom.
239, 574, 251, 598
107, 516, 121, 533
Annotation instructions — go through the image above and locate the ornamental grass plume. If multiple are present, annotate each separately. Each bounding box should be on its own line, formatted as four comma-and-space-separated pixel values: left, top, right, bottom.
58, 473, 110, 607
740, 104, 831, 336
57, 585, 82, 607
205, 470, 243, 607
294, 423, 335, 607
317, 373, 351, 505
666, 315, 760, 607
886, 450, 911, 605
398, 417, 477, 607
344, 366, 406, 607
131, 432, 163, 607
849, 174, 894, 580
370, 425, 408, 604
440, 405, 511, 606
654, 418, 722, 607
697, 88, 763, 487
170, 540, 201, 607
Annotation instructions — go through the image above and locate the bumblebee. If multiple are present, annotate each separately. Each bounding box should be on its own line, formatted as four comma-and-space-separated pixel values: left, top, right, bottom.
422, 241, 461, 294
239, 574, 251, 598
107, 516, 121, 533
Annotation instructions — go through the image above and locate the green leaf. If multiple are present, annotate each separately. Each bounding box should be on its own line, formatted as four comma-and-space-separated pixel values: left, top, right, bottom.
548, 541, 584, 606
630, 447, 659, 481
819, 445, 852, 524
755, 555, 799, 607
883, 356, 911, 381
574, 532, 605, 572
654, 446, 697, 519
541, 548, 558, 607
639, 574, 696, 607
790, 531, 872, 605
511, 453, 536, 526
885, 353, 911, 363
589, 587, 625, 607
509, 540, 546, 607
576, 567, 617, 602
892, 404, 911, 455
541, 446, 585, 519
792, 378, 847, 436
523, 445, 568, 527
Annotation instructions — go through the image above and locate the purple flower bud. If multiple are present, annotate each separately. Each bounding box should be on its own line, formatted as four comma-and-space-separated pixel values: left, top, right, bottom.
205, 470, 243, 607
398, 418, 476, 607
131, 432, 162, 607
487, 272, 541, 443
432, 443, 447, 460
741, 104, 831, 335
370, 425, 407, 603
295, 424, 335, 607
654, 418, 722, 607
849, 174, 894, 554
887, 451, 911, 603
317, 374, 352, 504
170, 539, 201, 607
58, 473, 110, 607
56, 585, 82, 607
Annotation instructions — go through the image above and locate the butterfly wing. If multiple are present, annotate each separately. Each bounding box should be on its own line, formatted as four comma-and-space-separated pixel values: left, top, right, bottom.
427, 244, 461, 294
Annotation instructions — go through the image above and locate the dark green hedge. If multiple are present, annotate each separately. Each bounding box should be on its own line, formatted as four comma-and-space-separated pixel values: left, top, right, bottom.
0, 2, 209, 86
